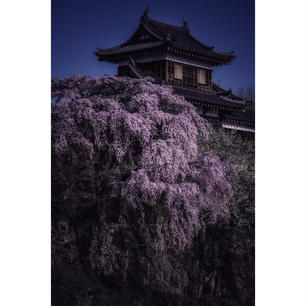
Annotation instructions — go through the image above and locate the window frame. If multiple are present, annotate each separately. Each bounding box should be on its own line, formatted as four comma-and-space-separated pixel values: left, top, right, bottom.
174, 63, 183, 80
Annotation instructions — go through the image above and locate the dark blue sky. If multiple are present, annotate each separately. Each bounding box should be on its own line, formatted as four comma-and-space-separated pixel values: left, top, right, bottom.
52, 0, 254, 93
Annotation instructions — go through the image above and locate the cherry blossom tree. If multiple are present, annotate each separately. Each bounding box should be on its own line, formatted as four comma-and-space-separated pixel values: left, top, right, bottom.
52, 75, 236, 305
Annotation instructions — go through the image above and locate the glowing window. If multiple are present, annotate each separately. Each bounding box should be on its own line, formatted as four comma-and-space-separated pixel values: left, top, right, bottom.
174, 64, 183, 80
197, 69, 206, 84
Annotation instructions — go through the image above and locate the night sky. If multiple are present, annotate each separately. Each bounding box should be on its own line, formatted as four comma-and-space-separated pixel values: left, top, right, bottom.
52, 0, 254, 93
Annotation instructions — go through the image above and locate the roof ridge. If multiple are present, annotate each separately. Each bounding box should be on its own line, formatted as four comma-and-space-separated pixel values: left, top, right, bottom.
142, 21, 164, 40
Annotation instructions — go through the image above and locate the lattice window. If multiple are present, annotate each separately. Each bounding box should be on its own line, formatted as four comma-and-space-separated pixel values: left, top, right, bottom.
174, 64, 183, 80
197, 69, 206, 84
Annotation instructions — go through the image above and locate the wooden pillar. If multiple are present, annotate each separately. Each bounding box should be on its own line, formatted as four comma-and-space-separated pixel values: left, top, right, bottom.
165, 61, 168, 82
160, 61, 162, 79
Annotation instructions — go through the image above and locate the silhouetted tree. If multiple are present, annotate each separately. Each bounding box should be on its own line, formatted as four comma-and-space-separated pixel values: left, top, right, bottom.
236, 85, 255, 102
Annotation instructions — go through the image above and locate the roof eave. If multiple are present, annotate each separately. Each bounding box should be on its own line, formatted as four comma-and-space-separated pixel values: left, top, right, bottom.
166, 45, 234, 66
95, 43, 167, 63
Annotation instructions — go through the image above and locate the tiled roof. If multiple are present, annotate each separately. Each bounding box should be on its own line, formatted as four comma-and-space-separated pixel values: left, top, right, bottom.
172, 86, 245, 109
96, 41, 163, 55
224, 103, 255, 123
146, 18, 234, 61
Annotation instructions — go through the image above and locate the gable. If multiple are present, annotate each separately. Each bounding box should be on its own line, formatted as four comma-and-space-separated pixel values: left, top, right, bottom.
121, 23, 161, 46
